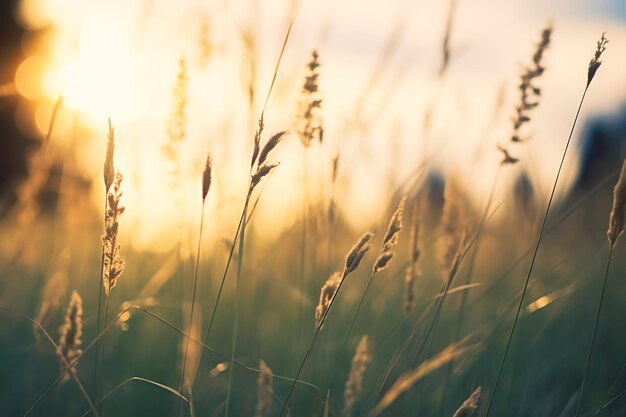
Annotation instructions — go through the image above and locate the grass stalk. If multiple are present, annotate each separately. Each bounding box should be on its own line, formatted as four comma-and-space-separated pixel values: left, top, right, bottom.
484, 85, 589, 416
278, 270, 346, 417
224, 198, 249, 417
97, 296, 109, 415
92, 198, 107, 406
574, 246, 614, 417
177, 199, 207, 417
299, 153, 309, 355
192, 191, 249, 395
437, 165, 502, 413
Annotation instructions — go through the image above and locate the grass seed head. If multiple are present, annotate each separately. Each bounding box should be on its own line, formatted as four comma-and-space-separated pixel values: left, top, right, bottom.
102, 172, 126, 296
588, 33, 608, 86
343, 335, 372, 417
344, 232, 374, 275
104, 118, 115, 192
255, 360, 273, 417
608, 158, 626, 250
315, 271, 342, 329
258, 130, 288, 166
510, 24, 552, 145
57, 290, 83, 383
252, 162, 280, 191
34, 250, 69, 342
373, 197, 406, 273
452, 387, 482, 417
202, 153, 213, 201
297, 50, 323, 147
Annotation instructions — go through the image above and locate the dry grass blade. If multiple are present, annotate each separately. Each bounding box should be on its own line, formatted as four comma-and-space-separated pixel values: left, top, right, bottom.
453, 387, 482, 417
343, 335, 372, 417
607, 158, 626, 250
57, 291, 83, 383
370, 342, 471, 417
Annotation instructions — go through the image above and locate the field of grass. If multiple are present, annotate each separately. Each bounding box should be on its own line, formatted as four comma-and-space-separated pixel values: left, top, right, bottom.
1, 3, 626, 417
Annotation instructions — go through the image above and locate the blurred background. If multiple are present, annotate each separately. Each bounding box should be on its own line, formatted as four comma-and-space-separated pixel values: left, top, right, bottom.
1, 0, 625, 250
3, 1, 626, 416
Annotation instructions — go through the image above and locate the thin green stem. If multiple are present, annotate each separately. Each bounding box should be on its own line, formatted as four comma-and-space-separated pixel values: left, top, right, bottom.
192, 192, 248, 395
575, 246, 614, 417
438, 165, 502, 413
97, 296, 109, 415
81, 377, 189, 417
93, 198, 107, 406
299, 154, 309, 356
362, 212, 491, 417
14, 304, 320, 417
224, 197, 249, 417
20, 312, 98, 417
326, 270, 375, 392
597, 359, 626, 417
177, 200, 206, 417
279, 268, 350, 417
484, 85, 589, 417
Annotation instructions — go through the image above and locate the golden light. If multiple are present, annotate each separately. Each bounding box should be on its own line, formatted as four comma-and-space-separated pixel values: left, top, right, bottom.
15, 55, 48, 100
526, 286, 573, 314
12, 0, 626, 253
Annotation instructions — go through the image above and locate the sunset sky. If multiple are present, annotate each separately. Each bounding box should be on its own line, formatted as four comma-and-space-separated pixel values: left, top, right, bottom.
12, 0, 626, 250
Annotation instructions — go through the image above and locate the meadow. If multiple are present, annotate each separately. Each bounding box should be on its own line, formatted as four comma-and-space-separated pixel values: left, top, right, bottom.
1, 2, 626, 417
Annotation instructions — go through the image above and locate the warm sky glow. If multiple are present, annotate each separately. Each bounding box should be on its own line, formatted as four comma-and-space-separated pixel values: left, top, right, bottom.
13, 0, 626, 251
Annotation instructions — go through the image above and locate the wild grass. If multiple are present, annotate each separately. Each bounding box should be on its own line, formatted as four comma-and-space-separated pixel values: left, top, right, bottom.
1, 7, 623, 417
484, 30, 608, 417
576, 151, 624, 417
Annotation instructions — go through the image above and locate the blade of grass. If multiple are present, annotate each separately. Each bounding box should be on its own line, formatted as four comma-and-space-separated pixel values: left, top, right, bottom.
484, 84, 590, 416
